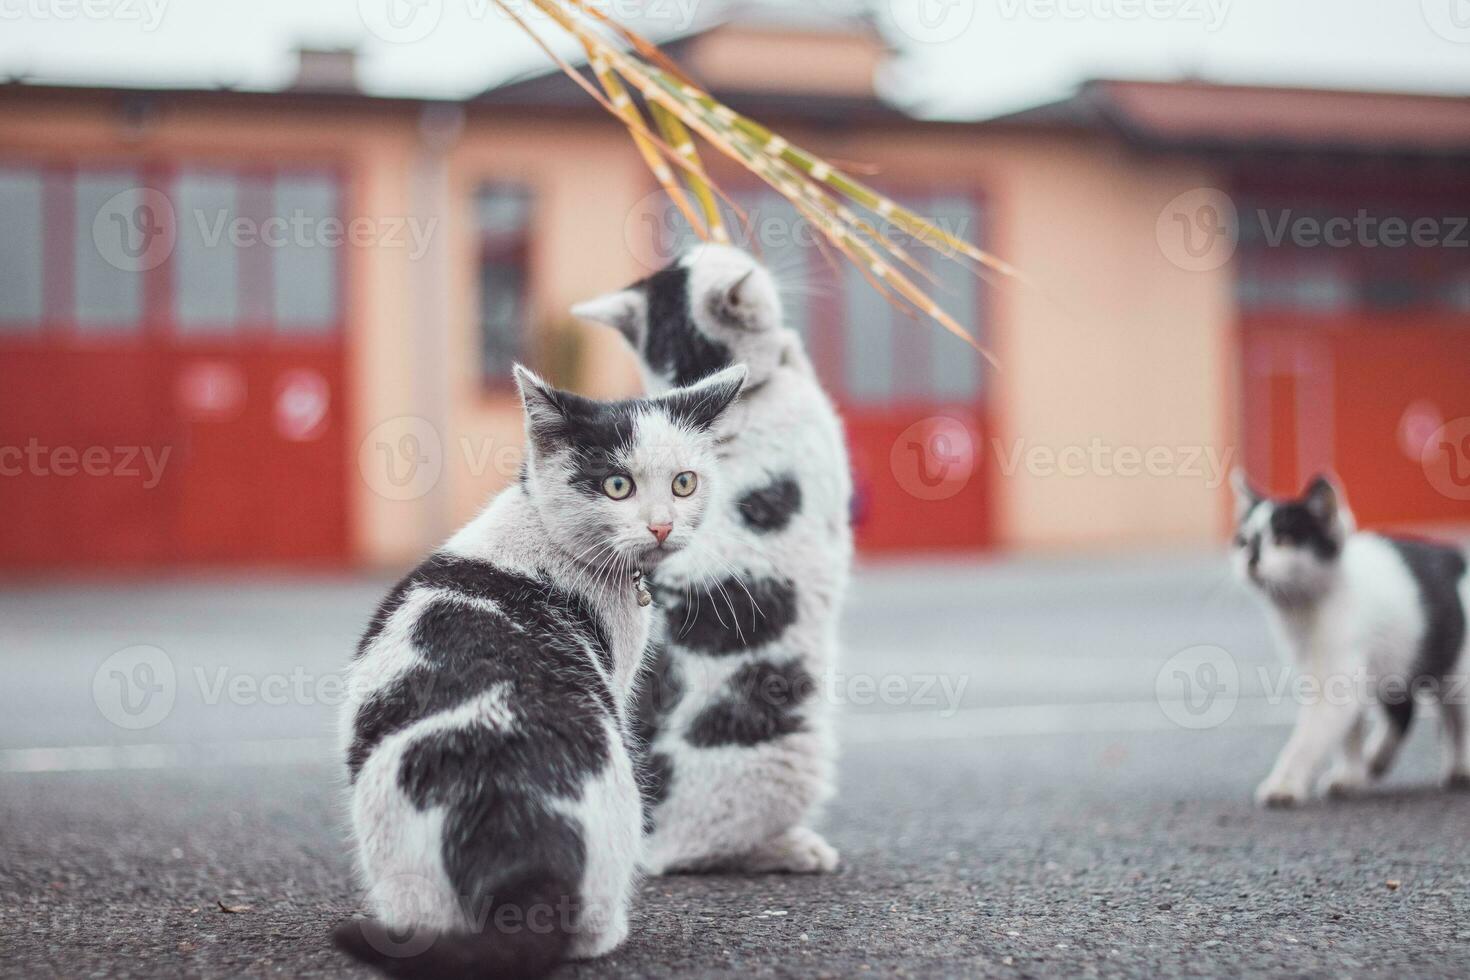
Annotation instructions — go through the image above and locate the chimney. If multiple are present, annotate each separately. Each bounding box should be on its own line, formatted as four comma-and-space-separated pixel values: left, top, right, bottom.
291, 46, 359, 93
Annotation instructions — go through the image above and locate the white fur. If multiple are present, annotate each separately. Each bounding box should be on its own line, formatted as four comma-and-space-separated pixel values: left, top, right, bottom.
341, 369, 743, 960
341, 490, 650, 955
580, 244, 854, 873
548, 717, 641, 958
1231, 477, 1470, 807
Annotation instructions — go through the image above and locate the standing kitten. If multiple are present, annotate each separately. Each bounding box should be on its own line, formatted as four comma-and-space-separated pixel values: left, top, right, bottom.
334, 364, 745, 978
573, 244, 853, 874
1231, 472, 1470, 807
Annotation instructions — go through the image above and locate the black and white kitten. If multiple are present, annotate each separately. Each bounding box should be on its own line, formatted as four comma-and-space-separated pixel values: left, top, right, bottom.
1231, 472, 1470, 807
573, 244, 853, 874
334, 364, 745, 978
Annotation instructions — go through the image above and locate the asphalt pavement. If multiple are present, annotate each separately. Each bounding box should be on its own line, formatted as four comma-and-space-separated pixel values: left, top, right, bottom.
3, 553, 1469, 978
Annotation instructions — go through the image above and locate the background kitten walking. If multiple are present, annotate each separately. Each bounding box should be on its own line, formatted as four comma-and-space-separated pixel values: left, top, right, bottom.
574, 244, 853, 874
1231, 472, 1470, 807
335, 365, 745, 978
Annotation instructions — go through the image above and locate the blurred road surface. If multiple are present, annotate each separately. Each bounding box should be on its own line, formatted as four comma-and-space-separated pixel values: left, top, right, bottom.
3, 553, 1468, 978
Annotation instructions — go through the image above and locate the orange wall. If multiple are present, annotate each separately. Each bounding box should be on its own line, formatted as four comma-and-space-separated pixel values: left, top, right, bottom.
604, 120, 1237, 553
440, 117, 651, 539
0, 93, 1237, 566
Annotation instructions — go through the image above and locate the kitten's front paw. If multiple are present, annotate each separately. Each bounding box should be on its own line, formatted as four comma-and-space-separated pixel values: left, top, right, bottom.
1443, 772, 1470, 793
782, 828, 840, 874
738, 826, 840, 874
1255, 779, 1307, 809
1321, 765, 1368, 799
565, 916, 629, 960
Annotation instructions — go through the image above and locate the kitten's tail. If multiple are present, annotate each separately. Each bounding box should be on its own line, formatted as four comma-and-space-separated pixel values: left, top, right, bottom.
331, 876, 573, 980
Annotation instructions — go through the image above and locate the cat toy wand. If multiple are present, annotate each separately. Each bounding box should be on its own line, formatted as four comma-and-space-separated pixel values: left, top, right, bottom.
497, 0, 1026, 369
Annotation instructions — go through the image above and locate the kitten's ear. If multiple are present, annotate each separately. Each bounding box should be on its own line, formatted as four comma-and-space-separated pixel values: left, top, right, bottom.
513, 364, 566, 451
1303, 474, 1341, 523
571, 289, 644, 346
721, 267, 776, 330
1230, 468, 1261, 521
660, 364, 748, 432
724, 270, 755, 310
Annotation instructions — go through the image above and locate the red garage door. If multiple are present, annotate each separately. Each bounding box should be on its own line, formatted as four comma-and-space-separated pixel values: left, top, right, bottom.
1236, 181, 1470, 528
0, 161, 349, 571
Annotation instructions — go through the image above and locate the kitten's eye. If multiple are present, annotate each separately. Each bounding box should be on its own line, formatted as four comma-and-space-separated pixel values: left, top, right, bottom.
672, 471, 698, 497
602, 474, 635, 500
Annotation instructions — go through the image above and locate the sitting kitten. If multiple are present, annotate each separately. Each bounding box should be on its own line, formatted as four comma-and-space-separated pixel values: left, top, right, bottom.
334, 364, 746, 978
1231, 472, 1469, 807
573, 244, 853, 874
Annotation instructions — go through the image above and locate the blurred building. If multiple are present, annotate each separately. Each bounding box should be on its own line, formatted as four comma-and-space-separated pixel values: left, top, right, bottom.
2, 8, 1468, 572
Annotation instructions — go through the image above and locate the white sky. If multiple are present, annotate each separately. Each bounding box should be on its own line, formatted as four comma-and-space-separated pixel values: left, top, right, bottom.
1, 0, 1467, 119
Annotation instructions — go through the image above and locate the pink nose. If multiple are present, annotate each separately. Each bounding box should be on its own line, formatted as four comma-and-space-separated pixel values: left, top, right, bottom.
648, 523, 673, 544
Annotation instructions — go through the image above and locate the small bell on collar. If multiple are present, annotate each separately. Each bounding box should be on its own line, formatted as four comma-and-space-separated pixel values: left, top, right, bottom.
632, 570, 653, 607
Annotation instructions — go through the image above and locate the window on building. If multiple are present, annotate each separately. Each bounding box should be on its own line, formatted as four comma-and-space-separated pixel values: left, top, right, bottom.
174, 171, 241, 332
924, 194, 984, 403
842, 260, 897, 405
477, 185, 533, 384
1238, 254, 1352, 314
0, 168, 43, 331
273, 174, 340, 333
839, 191, 986, 406
630, 184, 986, 406
1235, 198, 1470, 317
0, 163, 345, 340
74, 171, 145, 331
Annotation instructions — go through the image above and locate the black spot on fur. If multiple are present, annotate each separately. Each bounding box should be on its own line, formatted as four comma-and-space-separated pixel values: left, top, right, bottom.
1381, 696, 1416, 740
333, 872, 574, 980
348, 554, 615, 781
356, 565, 419, 658
659, 370, 746, 433
737, 474, 802, 534
399, 727, 594, 941
1268, 503, 1340, 561
636, 264, 733, 387
639, 752, 675, 835
566, 454, 626, 499
346, 553, 623, 974
520, 378, 640, 459
374, 554, 612, 672
520, 369, 737, 496
630, 638, 683, 750
395, 605, 612, 801
655, 575, 799, 656
629, 638, 683, 833
1389, 536, 1468, 681
519, 381, 642, 499
686, 659, 815, 748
